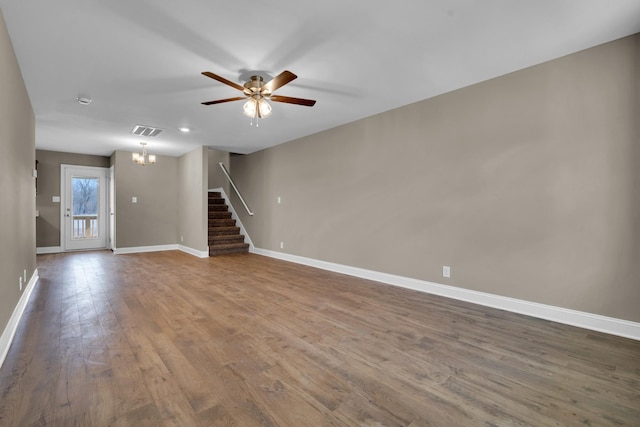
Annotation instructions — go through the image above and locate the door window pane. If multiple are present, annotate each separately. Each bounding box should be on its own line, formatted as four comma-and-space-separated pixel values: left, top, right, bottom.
72, 177, 99, 239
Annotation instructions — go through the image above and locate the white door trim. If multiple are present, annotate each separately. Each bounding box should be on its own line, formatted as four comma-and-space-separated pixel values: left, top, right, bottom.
108, 165, 115, 250
60, 164, 109, 251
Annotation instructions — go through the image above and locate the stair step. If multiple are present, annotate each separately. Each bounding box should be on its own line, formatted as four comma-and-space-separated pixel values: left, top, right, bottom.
208, 211, 232, 219
208, 204, 229, 212
208, 226, 241, 236
209, 235, 245, 245
208, 197, 226, 205
206, 192, 249, 256
209, 243, 250, 256
209, 218, 237, 227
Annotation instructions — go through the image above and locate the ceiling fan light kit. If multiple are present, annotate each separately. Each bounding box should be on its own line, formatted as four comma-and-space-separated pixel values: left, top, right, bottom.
201, 70, 316, 125
243, 98, 272, 118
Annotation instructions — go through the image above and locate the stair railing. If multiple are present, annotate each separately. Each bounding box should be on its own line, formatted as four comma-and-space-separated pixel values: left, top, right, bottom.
218, 162, 254, 216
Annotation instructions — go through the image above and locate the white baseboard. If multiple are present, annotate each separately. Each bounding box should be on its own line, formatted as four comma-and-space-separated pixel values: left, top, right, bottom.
36, 246, 62, 254
178, 245, 209, 258
113, 244, 209, 258
0, 269, 39, 369
251, 248, 640, 341
113, 244, 179, 255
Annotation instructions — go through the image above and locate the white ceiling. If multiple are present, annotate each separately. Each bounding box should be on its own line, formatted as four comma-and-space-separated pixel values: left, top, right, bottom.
1, 0, 639, 157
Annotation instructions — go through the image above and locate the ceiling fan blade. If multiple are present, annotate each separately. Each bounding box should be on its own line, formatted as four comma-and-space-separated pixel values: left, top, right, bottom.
202, 71, 245, 92
270, 95, 316, 106
263, 70, 297, 93
201, 96, 246, 105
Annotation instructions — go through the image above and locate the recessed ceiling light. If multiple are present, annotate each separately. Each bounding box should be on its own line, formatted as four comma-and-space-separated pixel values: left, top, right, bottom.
179, 127, 190, 133
76, 96, 92, 105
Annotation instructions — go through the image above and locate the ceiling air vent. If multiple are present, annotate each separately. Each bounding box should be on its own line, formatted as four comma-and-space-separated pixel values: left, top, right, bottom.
131, 125, 163, 137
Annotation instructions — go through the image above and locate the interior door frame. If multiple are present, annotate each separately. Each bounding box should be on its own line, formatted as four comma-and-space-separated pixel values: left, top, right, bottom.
109, 164, 115, 250
60, 164, 110, 252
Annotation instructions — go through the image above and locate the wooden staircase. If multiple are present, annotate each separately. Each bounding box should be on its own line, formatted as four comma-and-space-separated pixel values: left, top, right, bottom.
208, 191, 249, 256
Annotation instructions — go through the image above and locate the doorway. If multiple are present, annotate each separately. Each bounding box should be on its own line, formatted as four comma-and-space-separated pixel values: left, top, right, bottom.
61, 165, 108, 251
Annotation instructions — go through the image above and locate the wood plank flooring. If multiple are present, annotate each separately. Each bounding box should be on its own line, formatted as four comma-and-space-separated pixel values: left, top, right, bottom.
1, 250, 639, 426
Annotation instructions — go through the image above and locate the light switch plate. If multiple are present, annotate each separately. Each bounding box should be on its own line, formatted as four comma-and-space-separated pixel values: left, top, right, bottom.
52, 196, 60, 203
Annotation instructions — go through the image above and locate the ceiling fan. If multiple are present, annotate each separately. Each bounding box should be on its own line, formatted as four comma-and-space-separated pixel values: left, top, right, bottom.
201, 70, 316, 121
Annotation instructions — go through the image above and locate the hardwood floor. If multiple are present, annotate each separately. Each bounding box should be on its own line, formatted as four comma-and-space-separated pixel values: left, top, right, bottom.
1, 251, 639, 426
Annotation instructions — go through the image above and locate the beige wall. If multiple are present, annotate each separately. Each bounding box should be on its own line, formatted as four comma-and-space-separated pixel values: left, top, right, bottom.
36, 148, 211, 251
207, 148, 230, 195
232, 34, 640, 323
113, 150, 179, 248
0, 10, 36, 337
35, 150, 110, 247
178, 147, 208, 251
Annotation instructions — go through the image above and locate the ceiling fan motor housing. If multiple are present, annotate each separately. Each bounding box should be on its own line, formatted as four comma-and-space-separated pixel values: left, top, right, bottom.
244, 76, 267, 97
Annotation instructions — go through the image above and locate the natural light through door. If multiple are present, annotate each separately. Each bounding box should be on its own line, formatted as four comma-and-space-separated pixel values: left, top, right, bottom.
72, 177, 99, 240
62, 165, 108, 251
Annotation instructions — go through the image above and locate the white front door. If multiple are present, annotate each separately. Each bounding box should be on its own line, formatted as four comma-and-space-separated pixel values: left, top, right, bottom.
62, 165, 108, 251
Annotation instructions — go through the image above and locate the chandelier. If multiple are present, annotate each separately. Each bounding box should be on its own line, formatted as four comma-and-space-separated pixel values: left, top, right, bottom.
132, 142, 156, 166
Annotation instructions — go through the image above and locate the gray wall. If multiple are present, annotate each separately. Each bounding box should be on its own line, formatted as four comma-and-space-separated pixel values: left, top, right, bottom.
35, 150, 110, 248
232, 34, 640, 323
0, 10, 36, 338
178, 146, 208, 251
113, 150, 178, 248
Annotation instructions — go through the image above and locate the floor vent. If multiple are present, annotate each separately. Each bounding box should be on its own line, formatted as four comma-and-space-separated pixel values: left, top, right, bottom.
131, 125, 163, 137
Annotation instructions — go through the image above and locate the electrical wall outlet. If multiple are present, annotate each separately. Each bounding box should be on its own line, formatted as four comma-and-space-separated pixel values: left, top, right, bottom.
280, 241, 284, 249
23, 269, 27, 282
19, 276, 23, 291
443, 266, 451, 278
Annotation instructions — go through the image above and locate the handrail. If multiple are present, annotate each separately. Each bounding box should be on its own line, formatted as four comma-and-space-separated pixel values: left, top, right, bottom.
218, 162, 254, 216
